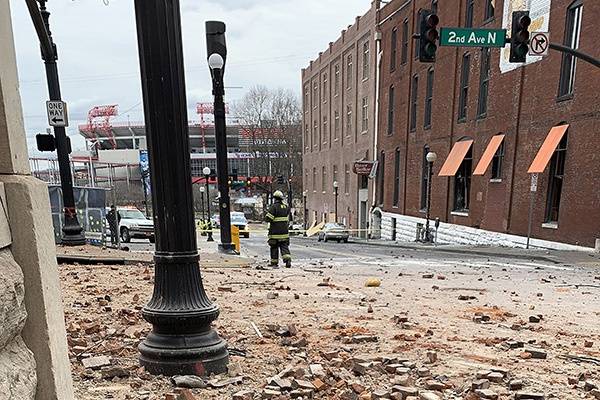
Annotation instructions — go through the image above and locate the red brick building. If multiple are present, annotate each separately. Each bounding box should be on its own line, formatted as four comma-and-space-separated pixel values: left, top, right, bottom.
301, 1, 381, 235
375, 0, 600, 248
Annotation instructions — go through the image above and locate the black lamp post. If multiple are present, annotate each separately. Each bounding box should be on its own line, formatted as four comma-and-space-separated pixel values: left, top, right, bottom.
333, 181, 339, 223
425, 151, 437, 243
206, 21, 235, 254
27, 0, 85, 245
203, 167, 214, 242
134, 0, 228, 376
199, 185, 206, 221
303, 190, 308, 235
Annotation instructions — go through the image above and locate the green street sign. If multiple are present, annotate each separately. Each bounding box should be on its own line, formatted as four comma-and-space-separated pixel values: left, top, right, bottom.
440, 27, 507, 47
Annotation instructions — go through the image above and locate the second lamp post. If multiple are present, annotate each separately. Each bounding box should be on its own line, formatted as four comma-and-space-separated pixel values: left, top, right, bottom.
425, 151, 437, 243
203, 167, 214, 242
333, 181, 339, 223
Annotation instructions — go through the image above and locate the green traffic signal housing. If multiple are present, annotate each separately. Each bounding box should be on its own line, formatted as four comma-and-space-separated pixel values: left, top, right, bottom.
510, 11, 531, 63
419, 9, 439, 63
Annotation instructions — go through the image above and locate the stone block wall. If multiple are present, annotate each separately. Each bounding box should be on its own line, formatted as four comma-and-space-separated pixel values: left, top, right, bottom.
0, 185, 37, 398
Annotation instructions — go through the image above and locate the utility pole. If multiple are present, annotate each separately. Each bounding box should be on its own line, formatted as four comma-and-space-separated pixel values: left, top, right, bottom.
26, 0, 85, 245
134, 0, 228, 376
206, 21, 235, 254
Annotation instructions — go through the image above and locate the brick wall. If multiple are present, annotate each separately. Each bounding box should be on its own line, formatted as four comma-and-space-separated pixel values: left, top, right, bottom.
377, 0, 600, 247
301, 1, 381, 231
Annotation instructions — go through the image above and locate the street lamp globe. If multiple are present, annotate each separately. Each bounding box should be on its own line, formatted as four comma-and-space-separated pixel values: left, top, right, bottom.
333, 181, 339, 189
208, 53, 224, 70
203, 166, 211, 176
426, 152, 438, 163
200, 186, 205, 193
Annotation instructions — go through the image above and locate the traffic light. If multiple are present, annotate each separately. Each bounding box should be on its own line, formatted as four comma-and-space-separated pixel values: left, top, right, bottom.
510, 11, 531, 63
419, 9, 439, 63
36, 133, 56, 152
277, 175, 285, 184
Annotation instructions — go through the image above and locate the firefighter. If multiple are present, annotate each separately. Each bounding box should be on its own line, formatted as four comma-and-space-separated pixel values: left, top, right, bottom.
265, 190, 291, 268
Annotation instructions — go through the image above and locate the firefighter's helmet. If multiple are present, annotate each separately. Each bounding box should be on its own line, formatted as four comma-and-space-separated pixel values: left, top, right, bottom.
273, 190, 284, 200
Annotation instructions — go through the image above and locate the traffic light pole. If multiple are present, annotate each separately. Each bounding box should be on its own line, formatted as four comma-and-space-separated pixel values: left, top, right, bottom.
27, 0, 85, 245
134, 0, 228, 375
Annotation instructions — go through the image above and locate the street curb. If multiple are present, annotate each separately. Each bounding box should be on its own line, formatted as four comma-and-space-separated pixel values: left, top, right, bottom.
293, 236, 561, 264
56, 254, 148, 265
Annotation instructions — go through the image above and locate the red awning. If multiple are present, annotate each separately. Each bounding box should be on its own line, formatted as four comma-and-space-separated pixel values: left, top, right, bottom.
473, 134, 505, 176
528, 124, 569, 173
438, 140, 474, 177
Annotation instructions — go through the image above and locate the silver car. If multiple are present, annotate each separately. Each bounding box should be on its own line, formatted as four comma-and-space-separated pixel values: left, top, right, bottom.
318, 223, 350, 243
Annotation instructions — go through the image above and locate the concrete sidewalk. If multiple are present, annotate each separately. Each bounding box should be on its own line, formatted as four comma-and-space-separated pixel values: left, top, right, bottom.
297, 235, 600, 266
56, 244, 254, 268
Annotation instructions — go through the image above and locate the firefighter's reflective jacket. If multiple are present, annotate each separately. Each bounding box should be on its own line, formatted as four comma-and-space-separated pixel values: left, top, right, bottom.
264, 200, 290, 240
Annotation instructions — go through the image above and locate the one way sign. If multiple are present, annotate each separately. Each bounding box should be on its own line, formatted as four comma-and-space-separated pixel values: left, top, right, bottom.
46, 100, 69, 127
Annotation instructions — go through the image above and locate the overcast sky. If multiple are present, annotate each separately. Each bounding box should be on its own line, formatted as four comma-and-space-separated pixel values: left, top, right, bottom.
10, 0, 370, 154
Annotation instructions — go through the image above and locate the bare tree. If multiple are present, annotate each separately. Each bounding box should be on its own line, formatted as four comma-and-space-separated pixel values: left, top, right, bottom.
233, 86, 302, 203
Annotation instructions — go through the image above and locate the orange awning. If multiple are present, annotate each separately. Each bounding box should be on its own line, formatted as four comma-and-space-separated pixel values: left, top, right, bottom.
473, 134, 505, 175
528, 124, 569, 173
438, 140, 474, 177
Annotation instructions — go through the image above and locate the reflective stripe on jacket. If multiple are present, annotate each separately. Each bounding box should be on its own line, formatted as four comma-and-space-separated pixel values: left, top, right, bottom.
265, 200, 289, 239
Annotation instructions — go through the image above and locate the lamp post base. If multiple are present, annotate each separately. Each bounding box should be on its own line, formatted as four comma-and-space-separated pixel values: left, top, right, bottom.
61, 223, 86, 246
218, 243, 236, 254
139, 328, 229, 376
207, 232, 215, 242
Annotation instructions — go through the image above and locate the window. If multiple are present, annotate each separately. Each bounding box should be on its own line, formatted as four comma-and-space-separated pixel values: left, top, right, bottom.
304, 85, 309, 112
344, 164, 350, 194
458, 53, 470, 121
378, 151, 385, 204
361, 97, 369, 132
484, 0, 494, 21
312, 81, 318, 107
401, 19, 409, 64
322, 73, 328, 103
346, 54, 353, 90
420, 146, 430, 210
304, 123, 309, 149
390, 28, 398, 70
322, 116, 328, 144
424, 68, 434, 129
333, 165, 338, 186
410, 74, 419, 132
465, 0, 474, 27
312, 167, 317, 192
477, 48, 491, 118
334, 64, 340, 96
387, 85, 395, 135
545, 133, 568, 222
312, 120, 318, 147
334, 110, 340, 140
491, 140, 504, 179
393, 148, 401, 207
414, 11, 421, 60
346, 104, 352, 134
558, 0, 583, 98
362, 41, 370, 80
321, 166, 327, 192
453, 143, 473, 212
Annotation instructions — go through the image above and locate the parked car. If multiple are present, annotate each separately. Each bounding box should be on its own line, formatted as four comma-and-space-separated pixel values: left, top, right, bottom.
289, 222, 304, 236
230, 212, 250, 238
318, 223, 350, 243
107, 207, 155, 243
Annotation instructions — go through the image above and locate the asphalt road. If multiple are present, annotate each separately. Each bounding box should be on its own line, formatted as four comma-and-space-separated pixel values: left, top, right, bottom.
123, 225, 572, 275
